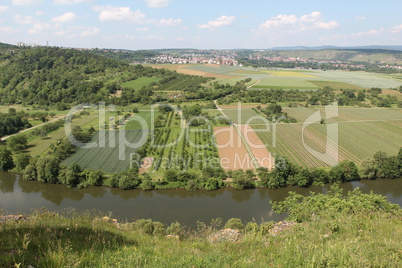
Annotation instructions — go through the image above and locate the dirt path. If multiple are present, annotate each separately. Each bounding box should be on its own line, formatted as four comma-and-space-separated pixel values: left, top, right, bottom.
0, 109, 81, 142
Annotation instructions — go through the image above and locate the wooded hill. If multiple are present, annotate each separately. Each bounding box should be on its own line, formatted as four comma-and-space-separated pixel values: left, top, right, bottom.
0, 45, 210, 107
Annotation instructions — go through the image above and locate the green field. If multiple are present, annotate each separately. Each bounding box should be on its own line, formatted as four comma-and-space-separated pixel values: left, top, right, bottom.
222, 109, 268, 125
125, 110, 159, 130
252, 77, 319, 90
122, 77, 161, 89
63, 130, 148, 173
253, 116, 402, 168
307, 70, 402, 89
283, 107, 402, 123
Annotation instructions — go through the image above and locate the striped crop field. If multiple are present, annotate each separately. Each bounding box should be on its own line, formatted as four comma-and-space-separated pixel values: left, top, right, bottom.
253, 119, 402, 168
63, 130, 148, 173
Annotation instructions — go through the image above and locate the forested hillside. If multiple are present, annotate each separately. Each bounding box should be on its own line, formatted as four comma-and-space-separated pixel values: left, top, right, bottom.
0, 46, 209, 107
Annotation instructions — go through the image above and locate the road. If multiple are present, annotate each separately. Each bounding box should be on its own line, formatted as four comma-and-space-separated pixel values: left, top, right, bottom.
0, 109, 81, 142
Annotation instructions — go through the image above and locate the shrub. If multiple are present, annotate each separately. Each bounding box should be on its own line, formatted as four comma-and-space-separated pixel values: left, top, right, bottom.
224, 218, 244, 230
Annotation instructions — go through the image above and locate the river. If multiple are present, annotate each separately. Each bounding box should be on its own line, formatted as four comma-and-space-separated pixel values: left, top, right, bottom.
1, 172, 401, 227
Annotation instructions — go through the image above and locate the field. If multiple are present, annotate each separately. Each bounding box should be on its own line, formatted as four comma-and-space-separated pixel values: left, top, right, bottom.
63, 130, 148, 173
122, 77, 161, 89
238, 125, 273, 169
222, 109, 268, 125
252, 115, 402, 168
214, 126, 254, 171
150, 64, 402, 89
251, 77, 319, 90
307, 70, 402, 89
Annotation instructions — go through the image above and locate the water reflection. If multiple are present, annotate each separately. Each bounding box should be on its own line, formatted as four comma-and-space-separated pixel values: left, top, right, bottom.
0, 172, 16, 193
1, 172, 401, 226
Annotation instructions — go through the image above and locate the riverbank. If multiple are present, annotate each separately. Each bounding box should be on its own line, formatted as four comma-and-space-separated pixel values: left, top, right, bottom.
1, 186, 401, 267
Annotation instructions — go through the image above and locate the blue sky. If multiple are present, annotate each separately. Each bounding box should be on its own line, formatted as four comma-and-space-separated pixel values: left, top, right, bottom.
0, 0, 401, 49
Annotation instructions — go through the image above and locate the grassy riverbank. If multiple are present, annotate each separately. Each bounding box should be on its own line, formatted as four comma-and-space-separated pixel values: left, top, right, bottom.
1, 186, 401, 267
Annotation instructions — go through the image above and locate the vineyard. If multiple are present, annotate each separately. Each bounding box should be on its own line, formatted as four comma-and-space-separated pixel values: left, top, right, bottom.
143, 110, 221, 174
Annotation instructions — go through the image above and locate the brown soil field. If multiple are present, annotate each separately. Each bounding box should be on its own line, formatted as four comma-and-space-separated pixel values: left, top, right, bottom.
238, 125, 274, 169
148, 64, 235, 79
214, 126, 254, 171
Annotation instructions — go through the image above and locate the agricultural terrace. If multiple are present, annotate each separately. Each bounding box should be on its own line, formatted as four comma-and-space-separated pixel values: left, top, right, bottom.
214, 126, 254, 171
62, 129, 148, 173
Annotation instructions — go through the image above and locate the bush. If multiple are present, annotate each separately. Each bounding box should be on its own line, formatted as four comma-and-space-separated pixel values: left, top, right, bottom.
166, 221, 183, 236
224, 218, 244, 230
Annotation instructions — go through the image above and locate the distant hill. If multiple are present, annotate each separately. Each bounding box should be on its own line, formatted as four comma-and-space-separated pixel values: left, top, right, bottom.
0, 42, 19, 49
88, 49, 161, 63
270, 45, 402, 51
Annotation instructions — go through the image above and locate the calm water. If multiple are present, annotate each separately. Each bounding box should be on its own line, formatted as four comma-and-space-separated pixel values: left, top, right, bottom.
1, 172, 401, 227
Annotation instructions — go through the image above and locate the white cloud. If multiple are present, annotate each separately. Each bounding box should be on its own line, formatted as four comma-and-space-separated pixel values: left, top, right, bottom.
354, 16, 367, 21
51, 12, 77, 23
0, 27, 14, 34
36, 11, 44, 16
356, 29, 380, 37
158, 18, 182, 26
14, 15, 40, 24
136, 27, 150, 31
390, 24, 402, 33
12, 0, 43, 6
80, 27, 100, 36
53, 0, 89, 4
28, 22, 53, 34
94, 5, 145, 22
144, 0, 172, 8
256, 11, 338, 34
198, 15, 236, 29
0, 6, 10, 12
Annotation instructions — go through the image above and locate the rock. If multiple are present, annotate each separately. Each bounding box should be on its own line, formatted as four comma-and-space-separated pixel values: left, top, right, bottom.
208, 229, 242, 243
270, 221, 296, 236
166, 234, 180, 240
0, 215, 25, 223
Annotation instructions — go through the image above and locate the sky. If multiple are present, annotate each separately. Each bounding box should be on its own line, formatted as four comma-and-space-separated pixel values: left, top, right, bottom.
0, 0, 401, 50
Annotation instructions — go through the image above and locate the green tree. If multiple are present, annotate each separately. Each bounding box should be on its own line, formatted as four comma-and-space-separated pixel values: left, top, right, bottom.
7, 135, 28, 152
14, 153, 31, 172
36, 155, 60, 183
0, 146, 14, 171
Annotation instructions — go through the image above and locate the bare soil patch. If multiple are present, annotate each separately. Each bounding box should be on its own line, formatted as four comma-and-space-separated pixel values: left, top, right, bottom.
214, 126, 254, 171
238, 125, 274, 169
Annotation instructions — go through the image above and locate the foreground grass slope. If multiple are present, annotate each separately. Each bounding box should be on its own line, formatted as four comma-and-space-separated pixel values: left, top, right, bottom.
1, 186, 401, 267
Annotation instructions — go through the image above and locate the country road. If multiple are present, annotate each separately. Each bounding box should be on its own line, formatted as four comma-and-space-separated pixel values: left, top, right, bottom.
0, 109, 81, 142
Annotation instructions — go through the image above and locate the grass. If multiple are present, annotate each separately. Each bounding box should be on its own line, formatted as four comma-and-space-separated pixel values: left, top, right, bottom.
223, 109, 268, 125
309, 81, 366, 90
125, 110, 159, 130
1, 202, 400, 267
252, 78, 319, 90
26, 112, 101, 157
121, 77, 161, 89
308, 70, 402, 89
